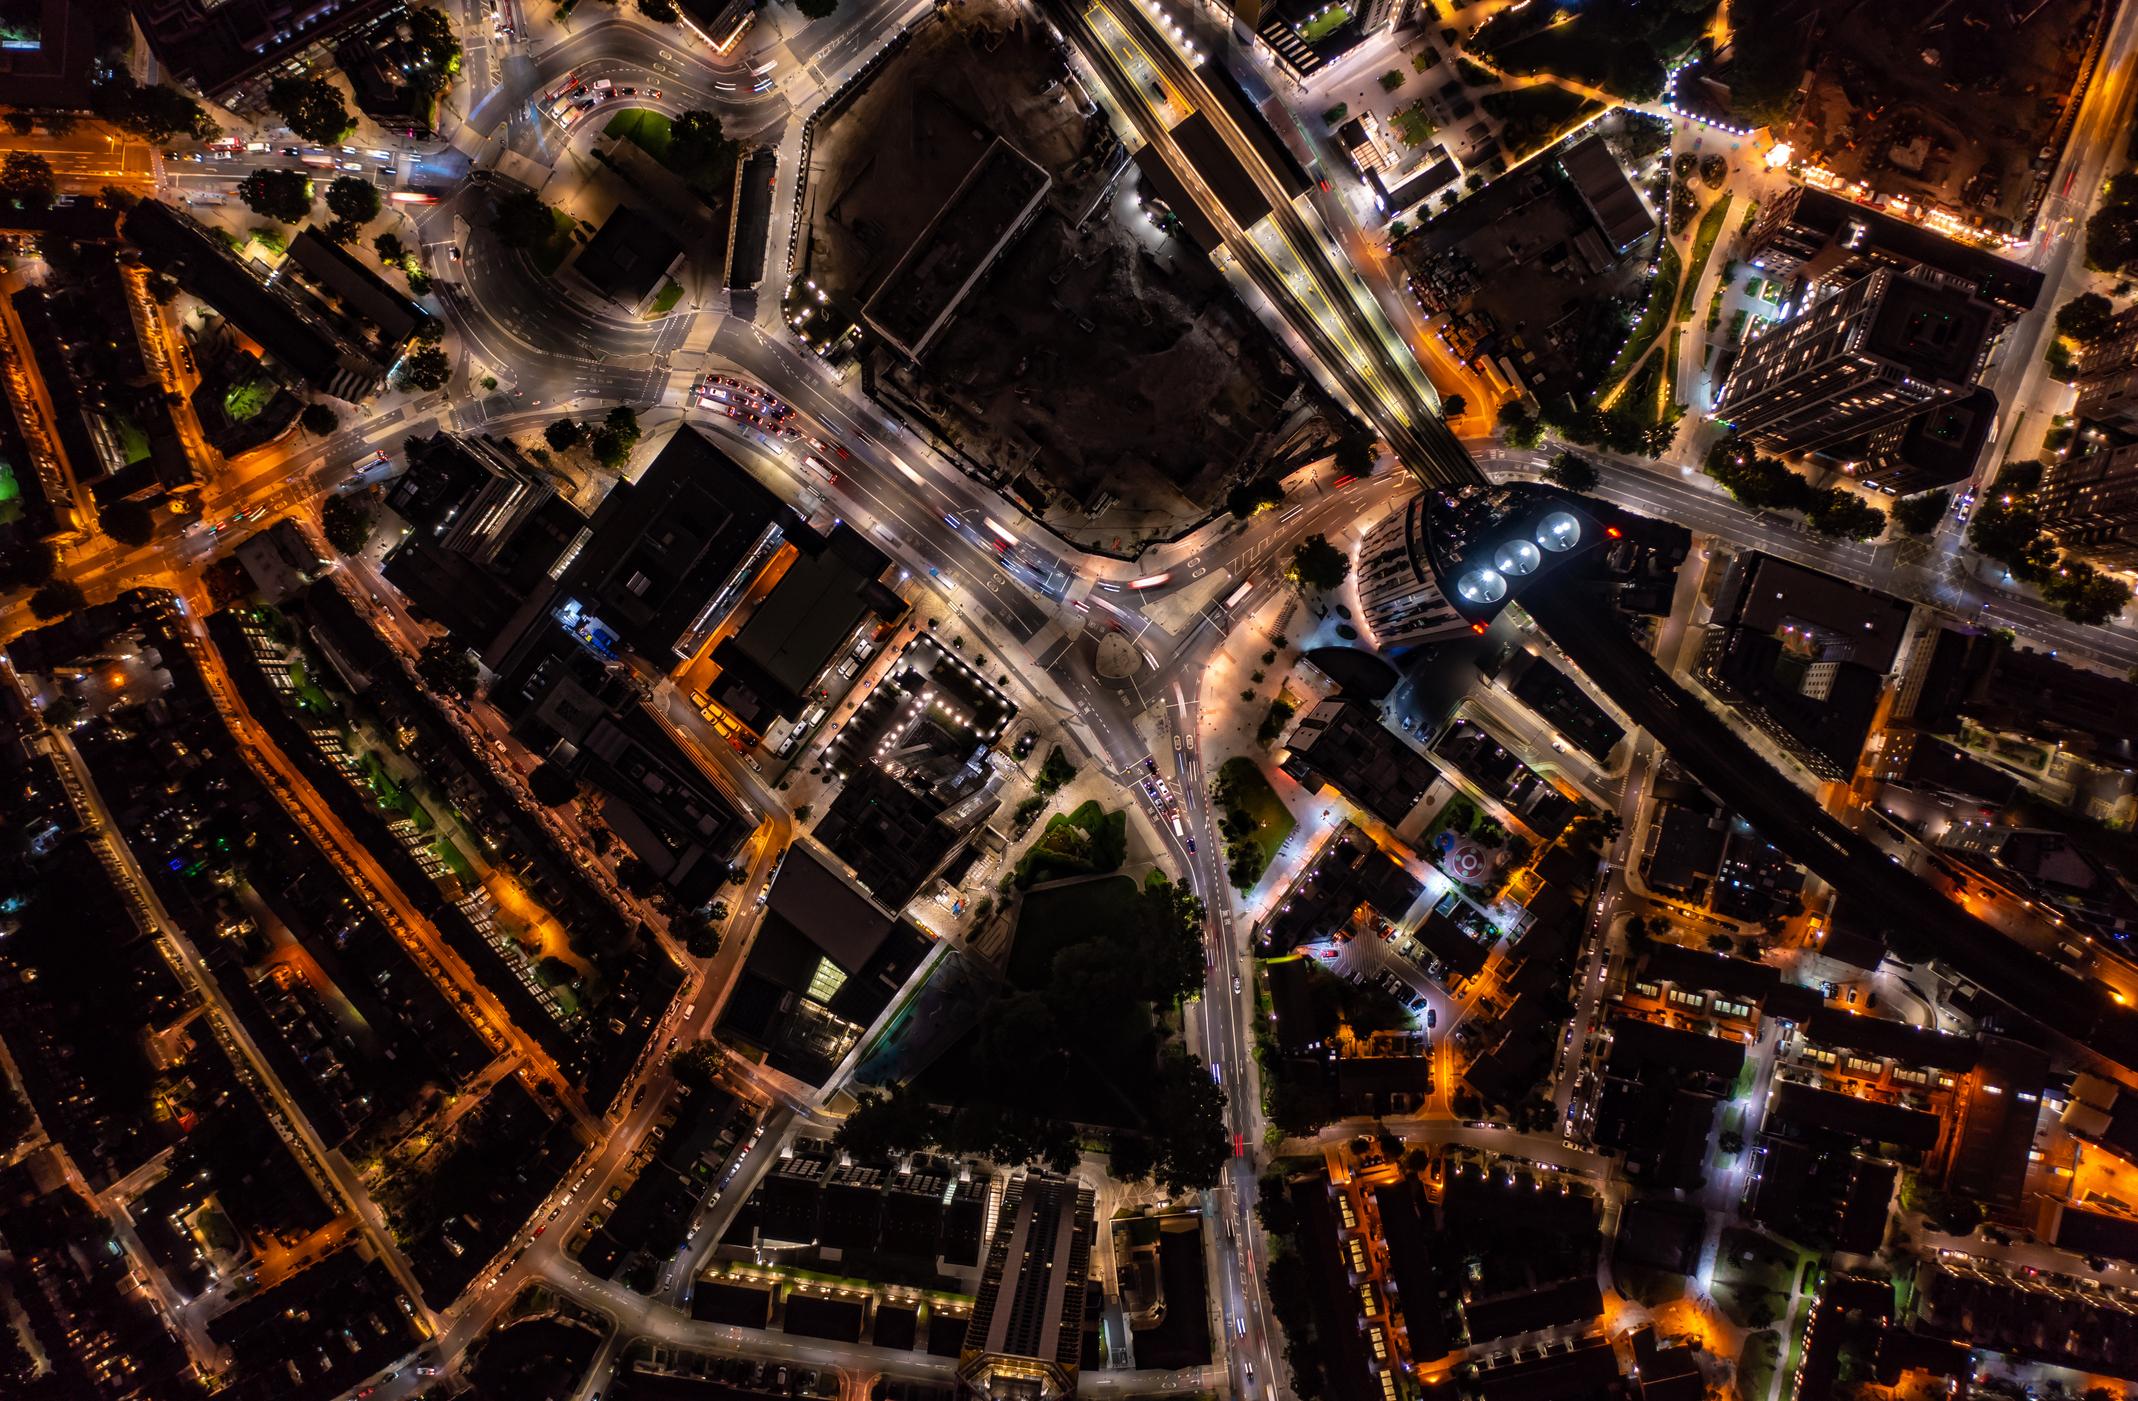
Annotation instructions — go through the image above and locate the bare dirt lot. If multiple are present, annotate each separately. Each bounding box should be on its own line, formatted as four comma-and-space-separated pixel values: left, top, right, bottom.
1783, 0, 2105, 237
800, 0, 1335, 545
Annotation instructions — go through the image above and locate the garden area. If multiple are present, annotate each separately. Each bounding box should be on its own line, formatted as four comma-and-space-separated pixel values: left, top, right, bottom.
1213, 758, 1295, 891
1008, 874, 1146, 988
1014, 799, 1128, 886
1712, 1225, 1800, 1329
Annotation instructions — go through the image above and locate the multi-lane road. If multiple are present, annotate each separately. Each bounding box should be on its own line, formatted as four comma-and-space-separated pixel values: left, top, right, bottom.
24, 0, 2138, 1394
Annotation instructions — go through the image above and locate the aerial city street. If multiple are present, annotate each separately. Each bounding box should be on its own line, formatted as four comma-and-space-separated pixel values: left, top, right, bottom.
13, 0, 2138, 1399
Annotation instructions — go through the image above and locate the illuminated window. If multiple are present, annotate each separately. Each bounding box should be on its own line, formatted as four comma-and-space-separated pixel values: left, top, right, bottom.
804, 956, 847, 1006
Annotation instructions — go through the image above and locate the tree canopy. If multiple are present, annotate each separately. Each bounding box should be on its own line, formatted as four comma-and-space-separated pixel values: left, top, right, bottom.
268, 76, 356, 145
321, 494, 373, 554
489, 186, 557, 249
1286, 532, 1350, 593
416, 636, 478, 699
325, 175, 381, 226
236, 169, 313, 223
101, 500, 154, 548
90, 71, 217, 143
1543, 450, 1600, 494
0, 152, 54, 212
2056, 292, 2119, 344
394, 344, 451, 393
1889, 489, 1951, 536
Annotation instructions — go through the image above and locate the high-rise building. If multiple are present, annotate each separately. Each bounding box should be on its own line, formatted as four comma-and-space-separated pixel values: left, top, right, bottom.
1355, 496, 1471, 647
1742, 184, 2043, 322
1850, 385, 1999, 497
1714, 267, 1996, 456
959, 1173, 1095, 1401
2074, 306, 2138, 432
2039, 440, 2138, 568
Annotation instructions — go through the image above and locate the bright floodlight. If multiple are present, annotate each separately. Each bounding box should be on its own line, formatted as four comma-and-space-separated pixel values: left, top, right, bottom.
1494, 539, 1541, 576
1536, 511, 1582, 552
1456, 568, 1507, 605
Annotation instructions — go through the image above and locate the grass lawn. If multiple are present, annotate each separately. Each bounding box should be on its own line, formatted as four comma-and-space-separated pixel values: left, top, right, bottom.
1391, 103, 1435, 148
1016, 800, 1128, 886
288, 658, 335, 715
1600, 240, 1682, 401
1675, 192, 1735, 321
647, 279, 684, 316
1216, 757, 1295, 870
432, 838, 476, 882
605, 108, 673, 164
1297, 2, 1352, 41
1008, 874, 1144, 987
1713, 1226, 1797, 1329
112, 414, 151, 465
223, 376, 275, 422
1736, 1330, 1781, 1401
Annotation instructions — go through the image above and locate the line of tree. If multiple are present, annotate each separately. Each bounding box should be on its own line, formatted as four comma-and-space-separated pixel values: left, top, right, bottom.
1965, 460, 2133, 625
1702, 435, 1887, 540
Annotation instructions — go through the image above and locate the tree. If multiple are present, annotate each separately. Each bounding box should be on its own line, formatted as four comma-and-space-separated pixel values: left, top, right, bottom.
1110, 1132, 1157, 1184
1332, 435, 1375, 476
490, 186, 556, 249
544, 417, 584, 451
322, 216, 362, 244
373, 231, 408, 266
2058, 291, 2120, 344
1805, 489, 1885, 541
1286, 532, 1350, 593
668, 109, 737, 191
101, 499, 155, 547
300, 403, 340, 436
0, 539, 57, 591
1890, 489, 1951, 536
1226, 478, 1285, 517
1497, 400, 1542, 449
588, 426, 632, 471
1439, 393, 1467, 420
236, 168, 312, 223
325, 175, 382, 226
268, 76, 355, 145
28, 580, 84, 620
90, 71, 217, 143
394, 344, 450, 393
671, 1042, 722, 1089
0, 152, 54, 212
2090, 200, 2138, 274
795, 0, 839, 16
529, 760, 579, 806
416, 636, 478, 699
321, 494, 373, 554
1035, 746, 1077, 795
638, 0, 681, 18
1543, 450, 1599, 493
1378, 69, 1405, 92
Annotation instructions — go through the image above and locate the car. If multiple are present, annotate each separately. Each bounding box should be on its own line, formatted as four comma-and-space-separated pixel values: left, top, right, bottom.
1233, 975, 1242, 994
1427, 1007, 1437, 1028
449, 246, 462, 262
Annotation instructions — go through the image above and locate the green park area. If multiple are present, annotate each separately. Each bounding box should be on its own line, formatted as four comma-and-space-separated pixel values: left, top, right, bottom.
1015, 799, 1128, 886
1676, 193, 1734, 320
1712, 1225, 1799, 1329
1297, 3, 1352, 42
606, 108, 673, 164
0, 460, 20, 526
222, 375, 276, 423
647, 279, 684, 316
1008, 874, 1145, 988
1391, 103, 1435, 148
1600, 240, 1682, 397
1214, 758, 1294, 871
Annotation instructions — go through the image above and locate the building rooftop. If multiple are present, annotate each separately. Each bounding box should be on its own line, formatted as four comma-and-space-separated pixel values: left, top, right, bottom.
1557, 133, 1654, 252
1279, 696, 1438, 829
572, 206, 682, 308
